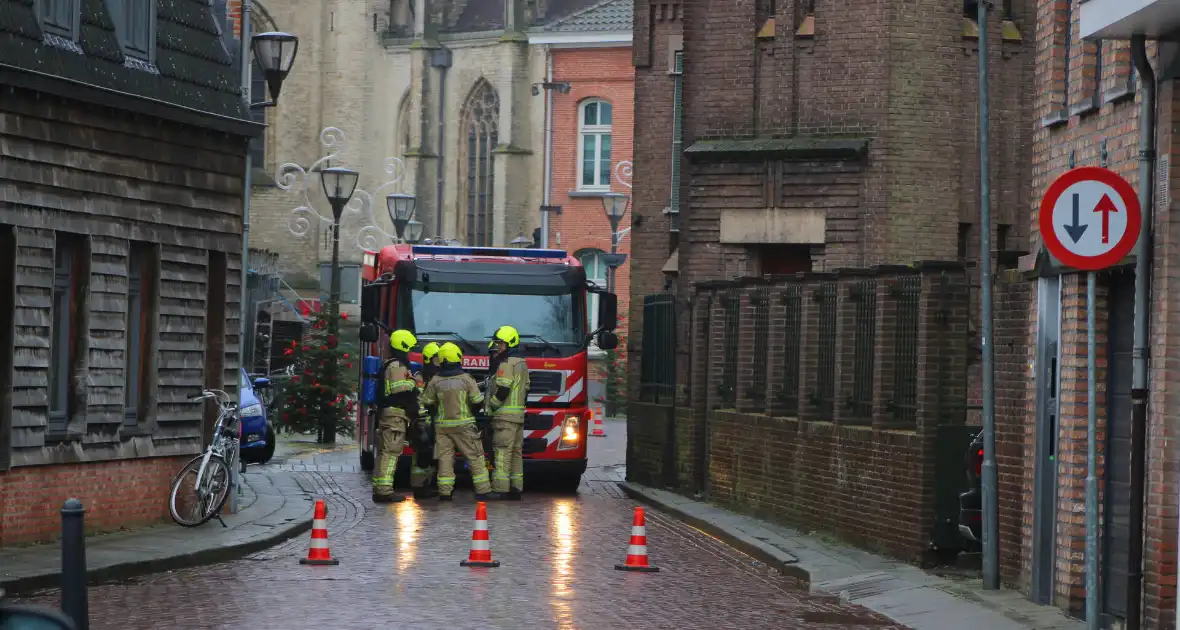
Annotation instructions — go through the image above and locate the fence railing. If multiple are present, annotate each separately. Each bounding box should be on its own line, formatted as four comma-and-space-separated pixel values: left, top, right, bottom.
659, 263, 969, 432
639, 292, 677, 404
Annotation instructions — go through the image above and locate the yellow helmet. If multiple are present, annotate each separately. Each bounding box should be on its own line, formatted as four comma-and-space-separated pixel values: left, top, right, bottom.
438, 342, 463, 365
421, 342, 441, 361
492, 325, 520, 348
389, 329, 417, 353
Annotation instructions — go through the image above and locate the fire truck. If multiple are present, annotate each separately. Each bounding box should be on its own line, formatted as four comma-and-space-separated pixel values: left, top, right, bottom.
355, 243, 619, 492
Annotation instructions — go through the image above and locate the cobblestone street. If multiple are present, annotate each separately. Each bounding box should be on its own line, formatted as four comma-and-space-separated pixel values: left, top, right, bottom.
16, 420, 903, 629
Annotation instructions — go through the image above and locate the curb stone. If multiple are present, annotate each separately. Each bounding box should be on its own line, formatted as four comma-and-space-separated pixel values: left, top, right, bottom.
617, 481, 810, 585
0, 517, 312, 595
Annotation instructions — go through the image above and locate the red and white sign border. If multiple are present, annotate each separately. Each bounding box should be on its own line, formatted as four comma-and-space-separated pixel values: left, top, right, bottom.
1038, 166, 1141, 272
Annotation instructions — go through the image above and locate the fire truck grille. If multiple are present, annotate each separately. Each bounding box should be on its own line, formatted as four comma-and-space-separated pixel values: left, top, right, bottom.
527, 370, 563, 395
522, 438, 549, 454
524, 414, 555, 430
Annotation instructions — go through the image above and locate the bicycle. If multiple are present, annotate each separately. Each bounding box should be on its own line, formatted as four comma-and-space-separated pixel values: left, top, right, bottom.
168, 389, 240, 528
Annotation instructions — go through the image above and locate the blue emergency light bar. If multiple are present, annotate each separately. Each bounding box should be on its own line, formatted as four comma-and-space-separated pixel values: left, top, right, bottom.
410, 245, 568, 259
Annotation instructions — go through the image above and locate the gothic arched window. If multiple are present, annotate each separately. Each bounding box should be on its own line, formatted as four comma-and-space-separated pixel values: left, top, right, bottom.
459, 80, 499, 247
396, 92, 411, 157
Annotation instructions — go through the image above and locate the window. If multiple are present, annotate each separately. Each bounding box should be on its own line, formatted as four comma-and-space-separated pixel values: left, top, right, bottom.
578, 100, 613, 190
49, 233, 88, 430
1062, 0, 1074, 110
106, 0, 154, 60
319, 264, 362, 304
125, 242, 157, 426
397, 93, 412, 156
460, 80, 499, 246
578, 249, 607, 331
38, 0, 78, 39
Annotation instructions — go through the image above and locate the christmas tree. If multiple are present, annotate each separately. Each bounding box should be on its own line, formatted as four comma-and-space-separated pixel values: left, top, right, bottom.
278, 308, 357, 443
602, 313, 628, 417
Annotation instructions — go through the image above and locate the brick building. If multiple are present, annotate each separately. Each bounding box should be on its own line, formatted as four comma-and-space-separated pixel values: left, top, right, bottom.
1015, 0, 1180, 626
624, 0, 1035, 594
0, 0, 252, 543
529, 0, 634, 381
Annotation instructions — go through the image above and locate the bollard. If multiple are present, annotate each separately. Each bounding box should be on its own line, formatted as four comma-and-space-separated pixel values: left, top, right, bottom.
60, 498, 88, 630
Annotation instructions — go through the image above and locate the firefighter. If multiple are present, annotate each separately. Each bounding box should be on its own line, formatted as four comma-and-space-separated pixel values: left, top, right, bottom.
486, 325, 529, 500
373, 329, 420, 504
420, 342, 499, 501
410, 342, 441, 499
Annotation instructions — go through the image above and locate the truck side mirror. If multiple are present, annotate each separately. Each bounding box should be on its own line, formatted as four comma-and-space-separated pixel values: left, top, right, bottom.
596, 330, 619, 351
361, 283, 381, 323
252, 377, 271, 390
597, 292, 618, 330
359, 323, 379, 343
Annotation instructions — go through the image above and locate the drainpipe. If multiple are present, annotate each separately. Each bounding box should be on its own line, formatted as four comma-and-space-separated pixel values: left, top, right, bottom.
668, 50, 683, 231
231, 0, 253, 516
542, 50, 553, 248
1128, 34, 1154, 630
433, 48, 451, 240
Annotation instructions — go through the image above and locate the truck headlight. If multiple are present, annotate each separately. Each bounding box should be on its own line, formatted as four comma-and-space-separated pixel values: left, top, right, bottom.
240, 404, 263, 418
557, 415, 580, 451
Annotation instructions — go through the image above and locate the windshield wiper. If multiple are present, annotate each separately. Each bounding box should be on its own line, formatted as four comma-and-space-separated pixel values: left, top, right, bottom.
518, 334, 561, 356
417, 331, 480, 356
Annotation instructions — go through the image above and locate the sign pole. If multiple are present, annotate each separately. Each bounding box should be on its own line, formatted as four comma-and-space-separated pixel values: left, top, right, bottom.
1038, 164, 1141, 630
1085, 270, 1099, 630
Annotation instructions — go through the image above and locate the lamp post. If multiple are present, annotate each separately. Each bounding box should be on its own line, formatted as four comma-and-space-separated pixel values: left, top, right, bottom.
386, 193, 418, 242
405, 220, 424, 244
233, 8, 297, 510
511, 233, 532, 248
318, 166, 359, 444
600, 192, 630, 296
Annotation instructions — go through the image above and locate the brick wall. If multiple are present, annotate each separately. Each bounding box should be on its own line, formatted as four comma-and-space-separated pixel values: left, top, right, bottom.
548, 47, 635, 317
0, 456, 189, 546
996, 269, 1032, 586
629, 263, 971, 559
1029, 0, 1180, 625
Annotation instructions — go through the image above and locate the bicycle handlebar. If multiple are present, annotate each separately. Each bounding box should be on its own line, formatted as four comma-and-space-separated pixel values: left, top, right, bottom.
187, 389, 236, 408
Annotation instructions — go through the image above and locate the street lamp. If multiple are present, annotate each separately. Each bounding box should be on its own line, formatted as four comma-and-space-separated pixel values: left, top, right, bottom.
600, 192, 631, 295
386, 193, 417, 241
405, 220, 425, 244
318, 166, 358, 444
511, 233, 532, 248
251, 32, 299, 104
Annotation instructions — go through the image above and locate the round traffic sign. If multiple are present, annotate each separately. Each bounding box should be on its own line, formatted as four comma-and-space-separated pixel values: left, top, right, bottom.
1038, 166, 1141, 271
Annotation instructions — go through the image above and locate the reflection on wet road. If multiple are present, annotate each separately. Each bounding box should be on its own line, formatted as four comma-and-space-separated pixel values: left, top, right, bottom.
17, 420, 904, 629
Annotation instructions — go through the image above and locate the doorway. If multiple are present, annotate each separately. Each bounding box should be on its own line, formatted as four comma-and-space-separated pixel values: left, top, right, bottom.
1031, 276, 1061, 604
1102, 269, 1135, 620
204, 251, 228, 448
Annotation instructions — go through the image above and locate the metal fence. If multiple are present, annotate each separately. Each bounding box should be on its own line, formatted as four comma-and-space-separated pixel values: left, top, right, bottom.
719, 288, 740, 405
749, 286, 770, 400
848, 278, 877, 420
778, 285, 803, 413
888, 274, 921, 429
640, 292, 677, 403
812, 281, 838, 419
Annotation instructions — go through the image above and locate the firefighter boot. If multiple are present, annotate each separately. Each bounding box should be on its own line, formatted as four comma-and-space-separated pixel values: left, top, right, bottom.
476, 492, 504, 501
506, 490, 522, 501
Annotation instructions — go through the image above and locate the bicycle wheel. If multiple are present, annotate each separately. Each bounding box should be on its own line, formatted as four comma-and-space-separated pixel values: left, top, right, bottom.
168, 453, 232, 527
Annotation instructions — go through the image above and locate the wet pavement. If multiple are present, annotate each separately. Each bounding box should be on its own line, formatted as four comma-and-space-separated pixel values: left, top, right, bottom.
15, 419, 906, 629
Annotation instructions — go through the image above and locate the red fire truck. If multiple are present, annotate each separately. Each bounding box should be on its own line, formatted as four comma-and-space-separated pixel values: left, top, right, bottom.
356, 243, 619, 492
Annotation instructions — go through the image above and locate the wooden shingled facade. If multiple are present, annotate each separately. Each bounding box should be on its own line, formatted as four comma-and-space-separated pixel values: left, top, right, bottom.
0, 88, 247, 469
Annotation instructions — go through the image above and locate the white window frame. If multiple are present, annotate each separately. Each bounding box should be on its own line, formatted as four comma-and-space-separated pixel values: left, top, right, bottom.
577, 99, 613, 192
578, 249, 607, 334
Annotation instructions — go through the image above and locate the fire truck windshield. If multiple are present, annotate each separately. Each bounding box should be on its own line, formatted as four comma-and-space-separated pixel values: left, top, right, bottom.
406, 287, 582, 350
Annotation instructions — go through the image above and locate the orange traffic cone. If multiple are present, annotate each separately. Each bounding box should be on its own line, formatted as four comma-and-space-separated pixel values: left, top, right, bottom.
299, 499, 339, 566
591, 405, 607, 437
615, 506, 659, 572
460, 501, 500, 568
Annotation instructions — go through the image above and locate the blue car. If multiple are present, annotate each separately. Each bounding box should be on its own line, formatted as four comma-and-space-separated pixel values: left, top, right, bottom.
238, 368, 276, 465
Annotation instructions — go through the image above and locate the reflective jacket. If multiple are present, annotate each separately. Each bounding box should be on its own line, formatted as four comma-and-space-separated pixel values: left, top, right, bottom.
381, 357, 417, 419
487, 355, 529, 420
421, 367, 484, 429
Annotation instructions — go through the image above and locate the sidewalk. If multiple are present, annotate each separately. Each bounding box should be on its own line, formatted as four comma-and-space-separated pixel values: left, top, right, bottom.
0, 466, 316, 594
620, 482, 1084, 630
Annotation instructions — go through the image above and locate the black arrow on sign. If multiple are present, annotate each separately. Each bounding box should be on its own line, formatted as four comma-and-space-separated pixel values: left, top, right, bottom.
1063, 192, 1088, 243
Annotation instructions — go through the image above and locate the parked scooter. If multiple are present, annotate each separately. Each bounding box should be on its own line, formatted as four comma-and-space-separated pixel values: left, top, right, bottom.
957, 430, 985, 547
